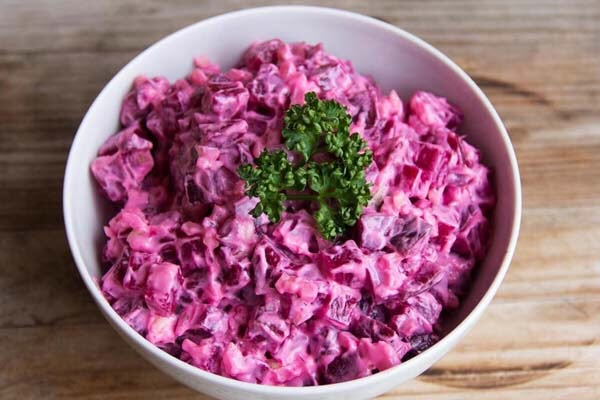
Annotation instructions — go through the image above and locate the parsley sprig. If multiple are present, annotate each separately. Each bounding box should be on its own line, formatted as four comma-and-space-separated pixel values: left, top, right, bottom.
238, 92, 373, 240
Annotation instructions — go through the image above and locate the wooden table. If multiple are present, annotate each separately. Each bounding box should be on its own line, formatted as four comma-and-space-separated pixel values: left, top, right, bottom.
1, 1, 599, 398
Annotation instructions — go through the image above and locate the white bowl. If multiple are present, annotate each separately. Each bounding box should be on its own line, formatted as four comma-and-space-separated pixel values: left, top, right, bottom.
63, 6, 521, 400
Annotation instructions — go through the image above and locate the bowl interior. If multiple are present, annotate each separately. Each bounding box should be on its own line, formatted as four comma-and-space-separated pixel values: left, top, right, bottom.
64, 6, 519, 397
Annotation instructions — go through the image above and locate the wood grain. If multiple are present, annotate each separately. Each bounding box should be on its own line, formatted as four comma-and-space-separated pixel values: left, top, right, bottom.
1, 0, 599, 399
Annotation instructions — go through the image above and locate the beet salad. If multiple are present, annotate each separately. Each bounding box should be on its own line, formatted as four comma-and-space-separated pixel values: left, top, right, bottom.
91, 39, 494, 386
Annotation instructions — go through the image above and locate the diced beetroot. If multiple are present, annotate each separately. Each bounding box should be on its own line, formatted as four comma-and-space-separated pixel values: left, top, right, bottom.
221, 343, 267, 383
452, 207, 490, 259
252, 239, 290, 295
146, 313, 177, 345
247, 309, 290, 349
389, 216, 432, 253
273, 211, 324, 256
91, 125, 154, 203
397, 164, 422, 193
100, 261, 127, 302
273, 328, 309, 364
348, 88, 379, 132
318, 240, 369, 288
358, 213, 431, 256
248, 63, 290, 111
177, 238, 205, 273
308, 323, 341, 363
287, 299, 322, 326
358, 213, 396, 251
262, 358, 316, 386
358, 339, 402, 371
275, 273, 319, 302
122, 251, 159, 290
175, 302, 206, 337
409, 91, 462, 130
389, 293, 441, 339
415, 142, 446, 173
377, 90, 404, 121
243, 39, 284, 72
93, 39, 494, 387
402, 333, 439, 361
323, 352, 361, 384
369, 252, 407, 301
310, 62, 353, 93
218, 216, 257, 260
195, 118, 249, 146
144, 262, 182, 315
187, 145, 244, 205
122, 306, 149, 334
324, 283, 360, 328
119, 76, 170, 126
409, 292, 442, 326
351, 314, 396, 343
201, 78, 249, 121
182, 338, 223, 374
286, 72, 322, 105
175, 304, 228, 341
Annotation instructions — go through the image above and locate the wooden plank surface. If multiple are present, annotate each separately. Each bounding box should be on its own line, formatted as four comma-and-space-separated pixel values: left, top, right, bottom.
1, 0, 599, 399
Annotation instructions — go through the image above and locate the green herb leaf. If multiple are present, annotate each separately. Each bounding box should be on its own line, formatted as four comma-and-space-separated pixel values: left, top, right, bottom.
238, 92, 373, 240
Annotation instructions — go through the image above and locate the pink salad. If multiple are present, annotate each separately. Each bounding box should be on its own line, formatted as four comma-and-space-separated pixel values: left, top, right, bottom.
92, 40, 494, 386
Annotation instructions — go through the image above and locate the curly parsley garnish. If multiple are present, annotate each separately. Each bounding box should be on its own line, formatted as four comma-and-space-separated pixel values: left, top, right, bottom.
238, 92, 373, 241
